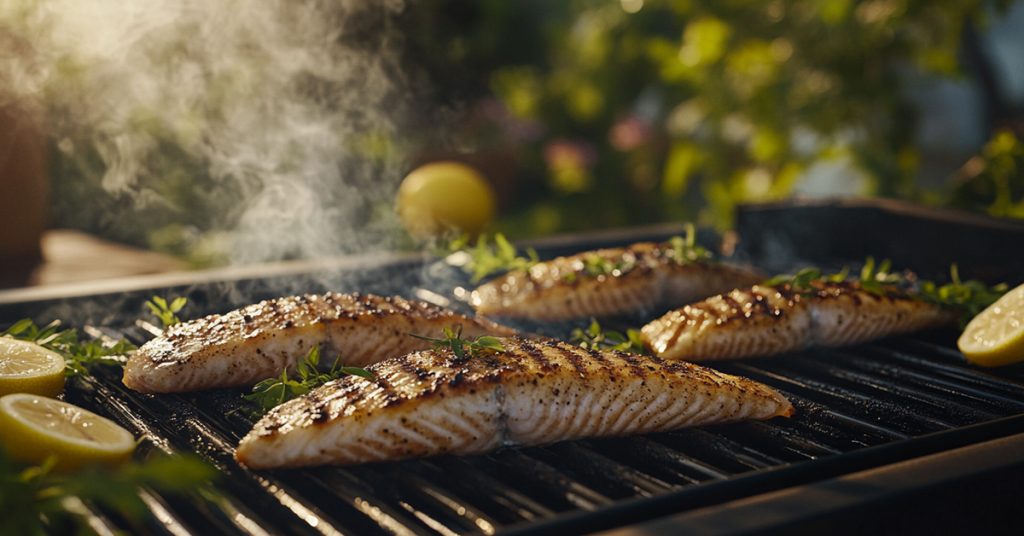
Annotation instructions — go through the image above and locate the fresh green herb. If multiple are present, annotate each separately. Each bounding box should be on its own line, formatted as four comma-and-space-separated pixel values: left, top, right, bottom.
857, 257, 902, 295
0, 449, 216, 536
666, 223, 713, 264
410, 325, 506, 359
565, 223, 709, 282
762, 266, 849, 292
1, 319, 136, 377
145, 296, 188, 328
570, 319, 648, 354
244, 346, 374, 413
919, 264, 1008, 325
764, 257, 902, 296
446, 233, 539, 283
581, 253, 637, 277
763, 258, 1007, 325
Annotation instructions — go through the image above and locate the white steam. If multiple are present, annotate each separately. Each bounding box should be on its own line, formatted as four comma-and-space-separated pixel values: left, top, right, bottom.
1, 0, 414, 264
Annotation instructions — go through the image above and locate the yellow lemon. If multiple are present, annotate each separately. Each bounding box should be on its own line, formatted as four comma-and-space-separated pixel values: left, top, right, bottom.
0, 394, 135, 471
0, 337, 65, 397
397, 161, 496, 238
958, 282, 1024, 367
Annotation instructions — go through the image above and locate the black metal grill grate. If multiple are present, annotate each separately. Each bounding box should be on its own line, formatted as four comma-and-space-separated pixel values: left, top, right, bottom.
7, 227, 1024, 535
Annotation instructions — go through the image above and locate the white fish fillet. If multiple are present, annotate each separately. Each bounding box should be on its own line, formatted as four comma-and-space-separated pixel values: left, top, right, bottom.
235, 336, 793, 468
122, 292, 514, 393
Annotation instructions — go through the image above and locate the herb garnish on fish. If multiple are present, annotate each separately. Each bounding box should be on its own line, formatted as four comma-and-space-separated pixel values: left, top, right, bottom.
762, 258, 1006, 323
446, 233, 540, 283
570, 319, 648, 354
244, 346, 374, 413
666, 223, 714, 264
410, 325, 506, 359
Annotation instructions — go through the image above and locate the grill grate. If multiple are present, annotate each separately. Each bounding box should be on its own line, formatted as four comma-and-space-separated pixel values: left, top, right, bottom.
6, 230, 1024, 535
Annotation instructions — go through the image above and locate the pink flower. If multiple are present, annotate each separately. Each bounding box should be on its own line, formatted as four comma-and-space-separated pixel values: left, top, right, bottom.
609, 115, 653, 151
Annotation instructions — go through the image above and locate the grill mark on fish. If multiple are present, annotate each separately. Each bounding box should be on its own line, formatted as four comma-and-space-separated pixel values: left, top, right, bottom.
235, 336, 793, 468
470, 241, 763, 321
642, 282, 957, 361
122, 292, 515, 394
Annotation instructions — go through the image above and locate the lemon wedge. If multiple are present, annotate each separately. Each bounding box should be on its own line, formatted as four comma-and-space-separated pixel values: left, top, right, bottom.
0, 394, 135, 471
0, 337, 66, 397
958, 282, 1024, 367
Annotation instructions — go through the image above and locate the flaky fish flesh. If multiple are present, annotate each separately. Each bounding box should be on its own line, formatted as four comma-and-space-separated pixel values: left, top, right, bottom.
471, 242, 762, 320
123, 292, 514, 393
235, 336, 793, 468
642, 282, 956, 361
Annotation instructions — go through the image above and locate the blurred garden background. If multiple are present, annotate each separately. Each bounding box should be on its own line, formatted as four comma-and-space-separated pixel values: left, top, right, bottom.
3, 0, 1024, 269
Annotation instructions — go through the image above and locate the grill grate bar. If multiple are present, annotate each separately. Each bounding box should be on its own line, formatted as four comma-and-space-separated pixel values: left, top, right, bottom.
730, 360, 955, 434
872, 339, 1024, 395
782, 351, 1000, 425
718, 363, 912, 441
404, 458, 558, 523
486, 450, 613, 511
394, 472, 501, 535
525, 443, 674, 499
833, 347, 1024, 413
572, 436, 724, 484
708, 421, 841, 461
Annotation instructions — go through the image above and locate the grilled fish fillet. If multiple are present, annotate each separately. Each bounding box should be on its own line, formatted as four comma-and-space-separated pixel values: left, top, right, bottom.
235, 336, 793, 468
470, 242, 763, 320
122, 293, 515, 394
642, 282, 957, 361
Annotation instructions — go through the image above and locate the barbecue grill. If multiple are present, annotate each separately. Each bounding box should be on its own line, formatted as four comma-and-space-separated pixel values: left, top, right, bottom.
3, 199, 1024, 535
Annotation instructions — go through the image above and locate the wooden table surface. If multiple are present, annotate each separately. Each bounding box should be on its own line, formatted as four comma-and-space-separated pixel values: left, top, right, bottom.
0, 229, 187, 289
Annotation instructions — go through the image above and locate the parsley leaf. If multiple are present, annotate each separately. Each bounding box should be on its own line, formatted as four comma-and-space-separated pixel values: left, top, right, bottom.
410, 325, 506, 359
919, 264, 1008, 325
445, 233, 539, 283
243, 346, 374, 414
145, 296, 188, 328
570, 319, 648, 354
763, 259, 1007, 325
666, 223, 714, 264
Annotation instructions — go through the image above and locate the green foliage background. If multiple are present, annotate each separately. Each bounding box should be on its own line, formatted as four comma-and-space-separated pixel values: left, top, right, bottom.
39, 0, 1024, 261
403, 0, 1023, 236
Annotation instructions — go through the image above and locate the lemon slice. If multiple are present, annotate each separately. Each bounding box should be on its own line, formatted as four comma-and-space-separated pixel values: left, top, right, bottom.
958, 282, 1024, 367
0, 394, 135, 471
0, 337, 66, 397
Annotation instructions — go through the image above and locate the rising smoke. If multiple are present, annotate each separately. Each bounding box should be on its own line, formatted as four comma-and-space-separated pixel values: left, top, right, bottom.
1, 0, 422, 265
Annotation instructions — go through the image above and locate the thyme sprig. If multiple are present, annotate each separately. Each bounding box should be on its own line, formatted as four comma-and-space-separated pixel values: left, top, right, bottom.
666, 223, 713, 264
446, 224, 712, 284
763, 258, 1007, 323
1, 449, 216, 536
145, 296, 188, 328
564, 224, 711, 282
763, 266, 850, 292
570, 319, 648, 354
446, 233, 540, 283
410, 325, 505, 359
857, 257, 903, 295
1, 319, 136, 377
244, 346, 374, 413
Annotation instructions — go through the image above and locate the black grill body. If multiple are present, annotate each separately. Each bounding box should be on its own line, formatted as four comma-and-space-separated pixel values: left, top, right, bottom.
2, 200, 1024, 535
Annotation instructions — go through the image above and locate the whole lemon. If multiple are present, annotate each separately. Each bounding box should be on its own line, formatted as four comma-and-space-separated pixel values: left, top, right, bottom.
397, 161, 496, 238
